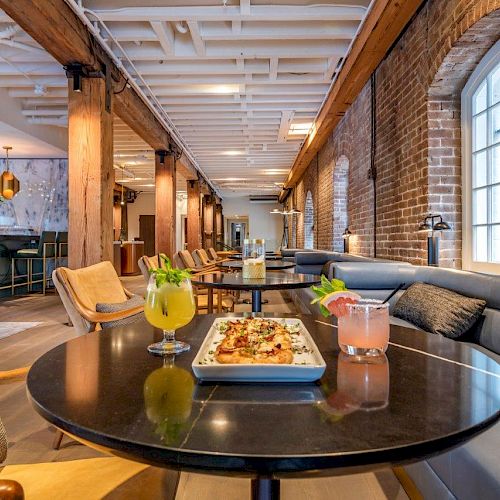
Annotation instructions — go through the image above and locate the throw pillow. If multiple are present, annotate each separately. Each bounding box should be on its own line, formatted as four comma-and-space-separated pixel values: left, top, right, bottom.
392, 282, 486, 339
96, 294, 144, 329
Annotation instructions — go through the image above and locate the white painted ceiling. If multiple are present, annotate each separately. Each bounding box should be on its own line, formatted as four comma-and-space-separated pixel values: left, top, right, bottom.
0, 121, 66, 158
0, 1, 372, 196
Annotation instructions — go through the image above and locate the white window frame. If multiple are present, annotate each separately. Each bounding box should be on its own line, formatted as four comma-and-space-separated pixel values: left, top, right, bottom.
462, 40, 500, 275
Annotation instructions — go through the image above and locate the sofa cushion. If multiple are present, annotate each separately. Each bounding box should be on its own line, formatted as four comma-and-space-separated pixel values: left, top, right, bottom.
392, 282, 486, 339
332, 262, 415, 289
96, 294, 145, 329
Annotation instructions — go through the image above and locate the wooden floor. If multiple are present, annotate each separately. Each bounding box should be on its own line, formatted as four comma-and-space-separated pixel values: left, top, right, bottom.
0, 277, 408, 499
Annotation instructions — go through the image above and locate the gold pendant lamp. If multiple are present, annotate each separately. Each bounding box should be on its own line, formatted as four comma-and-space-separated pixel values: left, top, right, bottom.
1, 146, 20, 200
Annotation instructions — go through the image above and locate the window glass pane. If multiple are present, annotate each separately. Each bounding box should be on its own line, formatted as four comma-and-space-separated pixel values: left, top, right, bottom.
473, 188, 488, 224
473, 113, 487, 151
473, 151, 488, 187
473, 226, 488, 262
473, 81, 487, 114
491, 104, 500, 145
493, 185, 500, 224
492, 225, 500, 263
493, 145, 500, 184
491, 64, 500, 106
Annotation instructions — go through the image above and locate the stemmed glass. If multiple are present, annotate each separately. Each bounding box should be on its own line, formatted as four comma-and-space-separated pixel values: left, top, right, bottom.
144, 274, 196, 355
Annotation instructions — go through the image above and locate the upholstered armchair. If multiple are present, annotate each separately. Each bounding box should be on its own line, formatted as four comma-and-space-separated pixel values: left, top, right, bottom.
52, 261, 144, 335
138, 254, 166, 283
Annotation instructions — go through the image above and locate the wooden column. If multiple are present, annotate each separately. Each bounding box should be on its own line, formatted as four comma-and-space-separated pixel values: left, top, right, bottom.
155, 151, 176, 258
215, 203, 223, 249
186, 180, 201, 252
202, 195, 215, 249
68, 77, 113, 269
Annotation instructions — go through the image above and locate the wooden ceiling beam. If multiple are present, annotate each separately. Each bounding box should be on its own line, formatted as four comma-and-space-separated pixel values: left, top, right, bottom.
0, 0, 198, 181
284, 0, 425, 188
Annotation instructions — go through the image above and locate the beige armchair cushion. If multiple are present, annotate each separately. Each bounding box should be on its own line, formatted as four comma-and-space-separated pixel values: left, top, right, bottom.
63, 261, 128, 311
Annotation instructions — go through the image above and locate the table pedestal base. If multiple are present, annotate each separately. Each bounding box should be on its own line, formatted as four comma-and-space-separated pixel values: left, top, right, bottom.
251, 478, 280, 500
251, 290, 262, 312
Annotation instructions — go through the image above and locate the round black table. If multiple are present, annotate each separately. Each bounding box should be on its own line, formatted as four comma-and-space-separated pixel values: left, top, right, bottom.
27, 314, 500, 500
219, 260, 295, 271
191, 272, 320, 312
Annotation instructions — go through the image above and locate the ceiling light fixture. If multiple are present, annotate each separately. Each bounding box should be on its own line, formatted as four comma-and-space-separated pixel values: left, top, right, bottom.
288, 122, 313, 135
222, 150, 244, 156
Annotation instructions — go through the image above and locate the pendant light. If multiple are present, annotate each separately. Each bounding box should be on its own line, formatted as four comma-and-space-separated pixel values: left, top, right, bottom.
1, 146, 20, 200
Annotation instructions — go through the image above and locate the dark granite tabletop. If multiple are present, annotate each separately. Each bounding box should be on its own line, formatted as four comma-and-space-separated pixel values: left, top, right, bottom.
191, 272, 320, 290
219, 260, 295, 271
27, 314, 499, 477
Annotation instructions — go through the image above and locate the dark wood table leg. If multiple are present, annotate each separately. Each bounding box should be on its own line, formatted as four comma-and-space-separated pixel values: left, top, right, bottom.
208, 288, 213, 313
251, 478, 280, 500
251, 290, 262, 313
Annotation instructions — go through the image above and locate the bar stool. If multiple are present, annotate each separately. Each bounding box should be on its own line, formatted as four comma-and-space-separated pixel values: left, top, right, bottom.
12, 231, 57, 295
56, 231, 68, 267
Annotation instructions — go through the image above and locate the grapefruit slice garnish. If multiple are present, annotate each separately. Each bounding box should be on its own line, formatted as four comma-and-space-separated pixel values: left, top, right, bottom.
320, 291, 361, 318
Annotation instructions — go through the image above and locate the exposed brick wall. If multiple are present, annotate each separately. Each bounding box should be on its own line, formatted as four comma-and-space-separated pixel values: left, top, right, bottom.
290, 0, 500, 268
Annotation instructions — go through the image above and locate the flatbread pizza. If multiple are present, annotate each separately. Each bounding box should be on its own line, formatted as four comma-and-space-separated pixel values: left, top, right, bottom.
215, 318, 293, 364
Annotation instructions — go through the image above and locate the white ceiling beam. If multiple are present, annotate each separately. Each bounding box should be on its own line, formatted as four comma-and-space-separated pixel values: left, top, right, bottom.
0, 62, 62, 76
201, 21, 359, 41
150, 21, 175, 57
269, 57, 278, 81
232, 20, 241, 35
277, 110, 294, 143
8, 88, 67, 98
119, 39, 350, 59
324, 56, 340, 80
21, 108, 67, 116
142, 75, 329, 86
93, 5, 367, 22
187, 21, 205, 57
132, 59, 325, 75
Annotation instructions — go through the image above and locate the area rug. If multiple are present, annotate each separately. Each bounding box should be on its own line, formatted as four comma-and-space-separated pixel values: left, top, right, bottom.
0, 322, 42, 340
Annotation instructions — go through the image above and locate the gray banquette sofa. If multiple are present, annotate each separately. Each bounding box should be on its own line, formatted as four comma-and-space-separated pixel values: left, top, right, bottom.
287, 258, 500, 499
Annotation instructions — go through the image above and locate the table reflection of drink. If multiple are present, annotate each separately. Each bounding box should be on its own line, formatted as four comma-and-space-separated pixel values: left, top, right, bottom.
337, 352, 390, 411
338, 299, 390, 356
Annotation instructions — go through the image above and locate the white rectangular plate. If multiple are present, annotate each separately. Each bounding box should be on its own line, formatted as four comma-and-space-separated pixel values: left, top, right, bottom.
192, 317, 327, 382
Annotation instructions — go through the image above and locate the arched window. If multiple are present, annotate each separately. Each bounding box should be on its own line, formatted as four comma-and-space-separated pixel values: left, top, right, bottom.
333, 155, 349, 252
304, 191, 314, 250
462, 40, 500, 274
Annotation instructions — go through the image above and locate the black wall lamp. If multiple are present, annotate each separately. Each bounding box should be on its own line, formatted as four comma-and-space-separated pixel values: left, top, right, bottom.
418, 214, 451, 266
342, 227, 352, 253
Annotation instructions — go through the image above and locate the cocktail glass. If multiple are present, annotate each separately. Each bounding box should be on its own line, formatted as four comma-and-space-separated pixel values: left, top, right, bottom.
337, 299, 390, 356
145, 275, 196, 355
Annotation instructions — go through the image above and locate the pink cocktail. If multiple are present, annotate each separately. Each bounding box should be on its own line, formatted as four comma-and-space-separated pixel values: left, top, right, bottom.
337, 299, 390, 356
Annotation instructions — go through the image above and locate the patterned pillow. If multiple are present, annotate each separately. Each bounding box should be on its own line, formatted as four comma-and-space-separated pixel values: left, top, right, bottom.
392, 282, 486, 339
96, 294, 144, 329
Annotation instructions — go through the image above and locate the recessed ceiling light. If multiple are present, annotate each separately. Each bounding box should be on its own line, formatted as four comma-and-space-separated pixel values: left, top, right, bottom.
289, 122, 313, 135
209, 84, 239, 94
223, 150, 244, 156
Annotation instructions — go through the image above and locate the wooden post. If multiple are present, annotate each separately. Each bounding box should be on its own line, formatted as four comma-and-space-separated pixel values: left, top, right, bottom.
202, 195, 215, 249
215, 203, 223, 250
68, 77, 113, 269
187, 180, 201, 252
155, 151, 176, 258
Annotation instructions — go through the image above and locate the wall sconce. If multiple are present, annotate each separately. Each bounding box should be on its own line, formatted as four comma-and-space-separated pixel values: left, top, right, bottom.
418, 214, 451, 266
1, 146, 20, 200
342, 227, 352, 253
